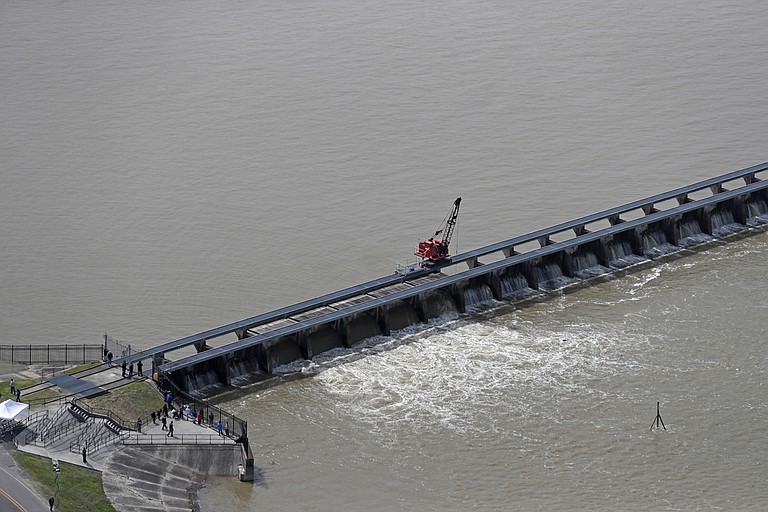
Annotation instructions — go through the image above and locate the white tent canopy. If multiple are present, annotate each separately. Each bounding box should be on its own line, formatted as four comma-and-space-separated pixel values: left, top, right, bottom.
0, 399, 29, 420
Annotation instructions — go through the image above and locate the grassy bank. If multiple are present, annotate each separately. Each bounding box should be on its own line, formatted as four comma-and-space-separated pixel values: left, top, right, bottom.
0, 378, 61, 402
11, 451, 117, 512
84, 380, 165, 425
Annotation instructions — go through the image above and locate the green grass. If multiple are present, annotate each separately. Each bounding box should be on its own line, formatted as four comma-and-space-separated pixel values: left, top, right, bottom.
1, 378, 67, 406
63, 362, 102, 375
83, 380, 165, 425
11, 451, 117, 512
26, 388, 66, 405
0, 378, 38, 399
1, 378, 36, 392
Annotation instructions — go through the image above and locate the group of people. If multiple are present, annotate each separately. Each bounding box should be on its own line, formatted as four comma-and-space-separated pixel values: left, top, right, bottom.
121, 359, 143, 379
141, 390, 231, 437
103, 347, 146, 379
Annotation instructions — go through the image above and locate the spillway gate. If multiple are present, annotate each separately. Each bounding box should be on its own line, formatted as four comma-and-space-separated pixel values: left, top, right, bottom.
120, 162, 768, 395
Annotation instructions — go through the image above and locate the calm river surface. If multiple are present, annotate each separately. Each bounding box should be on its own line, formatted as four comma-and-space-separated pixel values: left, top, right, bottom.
2, 1, 767, 510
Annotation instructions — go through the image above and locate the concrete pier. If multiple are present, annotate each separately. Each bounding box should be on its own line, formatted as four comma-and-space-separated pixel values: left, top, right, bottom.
145, 162, 768, 393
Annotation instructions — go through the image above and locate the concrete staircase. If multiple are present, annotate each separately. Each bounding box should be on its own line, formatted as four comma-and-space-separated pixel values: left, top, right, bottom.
102, 446, 204, 512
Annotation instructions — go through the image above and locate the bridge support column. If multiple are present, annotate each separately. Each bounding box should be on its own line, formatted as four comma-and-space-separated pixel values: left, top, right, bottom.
523, 259, 540, 290
502, 246, 518, 258
732, 197, 748, 224
410, 296, 427, 322
559, 250, 574, 278
629, 228, 644, 257
214, 355, 231, 386
335, 319, 352, 348
374, 307, 391, 337
486, 272, 503, 300
663, 217, 680, 246
697, 208, 715, 235
596, 237, 611, 267
450, 284, 466, 313
297, 332, 311, 359
255, 345, 272, 374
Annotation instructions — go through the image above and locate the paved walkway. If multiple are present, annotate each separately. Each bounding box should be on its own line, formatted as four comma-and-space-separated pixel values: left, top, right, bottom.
15, 396, 235, 466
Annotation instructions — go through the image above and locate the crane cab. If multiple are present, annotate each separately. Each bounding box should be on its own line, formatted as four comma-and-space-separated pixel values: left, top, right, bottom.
415, 238, 450, 263
414, 197, 461, 266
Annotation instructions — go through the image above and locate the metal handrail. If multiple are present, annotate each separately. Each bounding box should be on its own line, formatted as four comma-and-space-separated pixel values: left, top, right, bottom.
4, 411, 46, 443
121, 432, 234, 446
71, 427, 128, 455
29, 417, 86, 447
71, 400, 131, 431
159, 378, 247, 439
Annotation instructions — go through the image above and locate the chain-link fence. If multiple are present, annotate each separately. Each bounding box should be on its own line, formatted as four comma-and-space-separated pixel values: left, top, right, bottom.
104, 333, 133, 359
0, 344, 103, 365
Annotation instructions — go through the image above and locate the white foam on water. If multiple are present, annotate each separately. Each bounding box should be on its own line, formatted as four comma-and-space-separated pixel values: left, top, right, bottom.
629, 266, 663, 295
314, 314, 653, 440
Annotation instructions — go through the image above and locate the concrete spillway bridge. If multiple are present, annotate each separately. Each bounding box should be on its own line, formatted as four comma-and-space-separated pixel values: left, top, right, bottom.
121, 162, 768, 393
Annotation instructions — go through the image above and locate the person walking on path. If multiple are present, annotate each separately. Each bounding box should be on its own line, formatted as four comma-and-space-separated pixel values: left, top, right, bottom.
161, 416, 167, 430
137, 360, 143, 377
163, 403, 168, 417
15, 389, 20, 402
122, 360, 127, 378
197, 411, 203, 425
167, 421, 174, 438
217, 420, 223, 436
82, 446, 87, 464
9, 378, 15, 394
151, 411, 156, 424
136, 418, 142, 433
128, 363, 134, 378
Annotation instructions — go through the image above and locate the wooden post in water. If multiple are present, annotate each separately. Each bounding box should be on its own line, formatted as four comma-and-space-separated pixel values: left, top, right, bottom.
650, 401, 666, 431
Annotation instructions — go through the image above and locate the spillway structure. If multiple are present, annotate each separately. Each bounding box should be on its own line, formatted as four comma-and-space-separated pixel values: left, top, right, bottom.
122, 162, 768, 395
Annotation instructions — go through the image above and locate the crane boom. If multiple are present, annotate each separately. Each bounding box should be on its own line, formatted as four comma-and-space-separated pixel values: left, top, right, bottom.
441, 197, 462, 248
415, 197, 462, 264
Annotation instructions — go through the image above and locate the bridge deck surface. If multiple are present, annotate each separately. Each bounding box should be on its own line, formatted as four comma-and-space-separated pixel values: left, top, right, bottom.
124, 162, 767, 368
159, 177, 768, 374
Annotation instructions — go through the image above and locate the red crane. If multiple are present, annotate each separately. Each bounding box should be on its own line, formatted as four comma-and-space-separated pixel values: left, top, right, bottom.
415, 197, 462, 265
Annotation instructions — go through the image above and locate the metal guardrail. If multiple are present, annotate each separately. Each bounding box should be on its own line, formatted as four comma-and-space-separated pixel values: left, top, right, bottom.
121, 432, 235, 446
126, 161, 768, 369
27, 416, 85, 447
450, 160, 768, 265
121, 273, 423, 367
154, 378, 247, 440
7, 410, 48, 445
159, 174, 768, 374
71, 428, 127, 455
